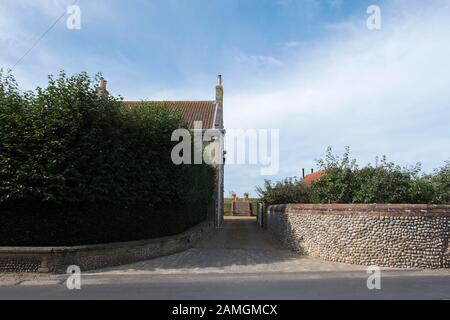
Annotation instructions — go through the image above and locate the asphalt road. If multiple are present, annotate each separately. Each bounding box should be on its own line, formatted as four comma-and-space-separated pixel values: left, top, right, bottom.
1, 272, 450, 300
1, 217, 449, 300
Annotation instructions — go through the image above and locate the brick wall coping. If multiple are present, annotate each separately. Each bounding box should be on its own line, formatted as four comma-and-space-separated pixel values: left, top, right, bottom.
268, 204, 450, 217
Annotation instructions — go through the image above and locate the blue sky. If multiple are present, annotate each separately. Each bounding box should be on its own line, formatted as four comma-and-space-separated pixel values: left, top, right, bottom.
1, 0, 450, 196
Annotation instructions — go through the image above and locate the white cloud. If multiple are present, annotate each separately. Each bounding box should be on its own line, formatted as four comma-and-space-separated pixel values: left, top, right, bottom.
0, 1, 72, 82
235, 53, 283, 67
229, 3, 450, 123
280, 41, 302, 50
328, 0, 343, 9
0, 0, 120, 89
1, 0, 449, 195
224, 0, 450, 193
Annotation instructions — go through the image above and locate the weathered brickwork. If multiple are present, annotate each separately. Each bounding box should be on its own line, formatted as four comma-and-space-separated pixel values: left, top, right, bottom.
265, 204, 450, 269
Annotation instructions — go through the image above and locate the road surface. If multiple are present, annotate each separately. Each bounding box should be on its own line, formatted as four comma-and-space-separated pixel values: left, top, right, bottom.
1, 217, 449, 300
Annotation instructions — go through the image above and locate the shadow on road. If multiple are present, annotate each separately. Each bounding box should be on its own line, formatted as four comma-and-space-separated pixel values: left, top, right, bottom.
93, 216, 315, 273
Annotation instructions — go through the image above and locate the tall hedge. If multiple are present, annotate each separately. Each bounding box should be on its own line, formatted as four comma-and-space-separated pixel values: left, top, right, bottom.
0, 71, 215, 246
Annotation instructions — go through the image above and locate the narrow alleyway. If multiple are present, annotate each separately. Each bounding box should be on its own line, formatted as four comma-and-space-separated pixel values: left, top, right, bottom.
90, 217, 368, 275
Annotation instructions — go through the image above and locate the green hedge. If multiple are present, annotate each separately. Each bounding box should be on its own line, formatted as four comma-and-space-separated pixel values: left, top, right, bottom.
0, 71, 215, 246
257, 147, 450, 206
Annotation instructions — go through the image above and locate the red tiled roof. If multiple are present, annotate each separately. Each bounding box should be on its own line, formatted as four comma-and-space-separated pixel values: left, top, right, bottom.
304, 170, 326, 184
123, 101, 216, 129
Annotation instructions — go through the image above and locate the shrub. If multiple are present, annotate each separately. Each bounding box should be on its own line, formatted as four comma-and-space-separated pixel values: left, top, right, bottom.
429, 161, 450, 204
352, 160, 433, 204
256, 147, 450, 205
256, 178, 310, 206
311, 148, 438, 204
0, 71, 215, 246
310, 147, 359, 204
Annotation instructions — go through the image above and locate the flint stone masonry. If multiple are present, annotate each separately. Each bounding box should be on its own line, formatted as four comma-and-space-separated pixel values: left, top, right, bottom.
0, 221, 214, 274
264, 204, 450, 269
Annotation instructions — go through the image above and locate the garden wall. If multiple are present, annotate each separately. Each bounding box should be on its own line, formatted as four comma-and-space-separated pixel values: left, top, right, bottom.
264, 204, 450, 269
0, 220, 214, 274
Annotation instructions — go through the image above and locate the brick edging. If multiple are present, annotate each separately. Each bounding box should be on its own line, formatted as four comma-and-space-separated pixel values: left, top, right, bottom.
268, 204, 450, 217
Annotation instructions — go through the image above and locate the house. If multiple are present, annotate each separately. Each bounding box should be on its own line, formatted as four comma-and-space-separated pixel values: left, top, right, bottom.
98, 76, 225, 227
303, 170, 326, 184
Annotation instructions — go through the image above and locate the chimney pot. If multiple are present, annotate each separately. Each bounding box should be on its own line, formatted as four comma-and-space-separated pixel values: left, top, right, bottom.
99, 78, 107, 90
215, 75, 224, 128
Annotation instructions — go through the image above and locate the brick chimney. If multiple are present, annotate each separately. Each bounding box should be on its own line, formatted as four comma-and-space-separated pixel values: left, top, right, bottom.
215, 75, 223, 129
97, 78, 109, 97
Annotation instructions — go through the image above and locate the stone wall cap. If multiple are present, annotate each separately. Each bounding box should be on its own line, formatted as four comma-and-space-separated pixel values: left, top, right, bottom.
268, 204, 450, 217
